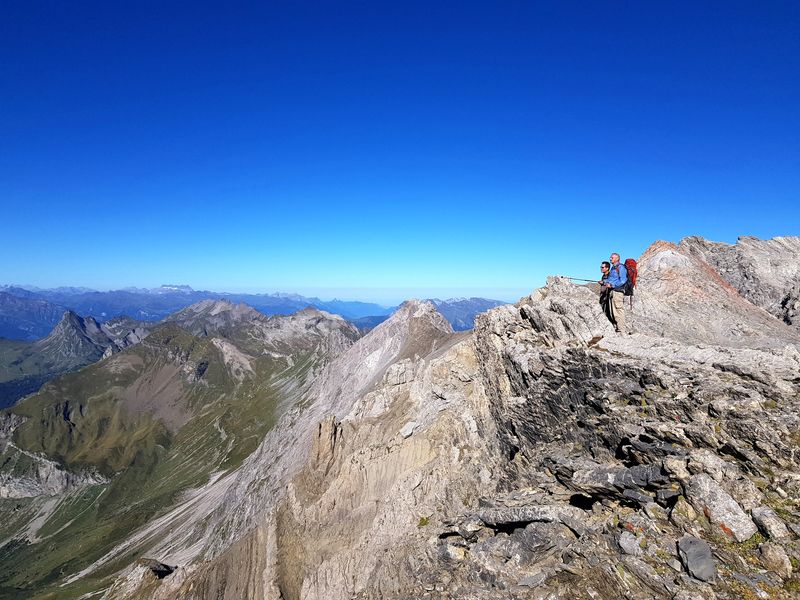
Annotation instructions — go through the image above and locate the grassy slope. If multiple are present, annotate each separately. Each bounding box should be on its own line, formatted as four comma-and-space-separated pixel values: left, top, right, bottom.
0, 324, 317, 600
0, 339, 62, 410
0, 334, 102, 411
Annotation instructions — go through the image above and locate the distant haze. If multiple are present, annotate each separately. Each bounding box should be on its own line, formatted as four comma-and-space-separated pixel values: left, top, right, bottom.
4, 284, 522, 306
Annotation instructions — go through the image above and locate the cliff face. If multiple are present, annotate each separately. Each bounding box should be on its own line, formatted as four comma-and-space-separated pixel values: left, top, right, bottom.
102, 236, 800, 600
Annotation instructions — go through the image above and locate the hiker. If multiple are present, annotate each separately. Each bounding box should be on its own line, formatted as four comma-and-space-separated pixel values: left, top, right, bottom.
598, 261, 615, 326
603, 253, 627, 334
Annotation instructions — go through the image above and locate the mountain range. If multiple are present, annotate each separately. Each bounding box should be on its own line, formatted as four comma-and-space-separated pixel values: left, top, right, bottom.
0, 292, 65, 341
0, 285, 393, 326
0, 291, 502, 408
0, 286, 505, 341
1, 235, 799, 599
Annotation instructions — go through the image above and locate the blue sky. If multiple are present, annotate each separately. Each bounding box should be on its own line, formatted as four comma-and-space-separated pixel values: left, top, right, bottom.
1, 1, 798, 303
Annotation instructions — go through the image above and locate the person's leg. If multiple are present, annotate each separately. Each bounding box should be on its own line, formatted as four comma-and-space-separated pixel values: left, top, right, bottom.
612, 291, 626, 333
601, 290, 615, 326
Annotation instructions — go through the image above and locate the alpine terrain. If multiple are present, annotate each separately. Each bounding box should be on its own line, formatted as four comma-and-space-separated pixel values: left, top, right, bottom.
0, 312, 152, 409
1, 235, 800, 600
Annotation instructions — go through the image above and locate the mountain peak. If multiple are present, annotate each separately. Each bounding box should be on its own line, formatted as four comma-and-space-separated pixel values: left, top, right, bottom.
163, 299, 267, 339
174, 299, 262, 319
54, 309, 85, 330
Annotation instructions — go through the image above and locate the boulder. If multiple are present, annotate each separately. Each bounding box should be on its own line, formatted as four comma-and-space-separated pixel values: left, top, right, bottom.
759, 542, 792, 579
684, 474, 758, 542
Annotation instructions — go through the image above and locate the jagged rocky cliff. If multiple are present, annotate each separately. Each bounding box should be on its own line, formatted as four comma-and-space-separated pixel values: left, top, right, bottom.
90, 236, 800, 600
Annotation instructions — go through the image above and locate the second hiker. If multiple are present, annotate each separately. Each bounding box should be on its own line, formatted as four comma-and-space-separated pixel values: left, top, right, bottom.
598, 261, 615, 326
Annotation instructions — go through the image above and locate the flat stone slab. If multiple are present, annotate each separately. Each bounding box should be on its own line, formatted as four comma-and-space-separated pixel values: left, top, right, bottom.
476, 505, 584, 527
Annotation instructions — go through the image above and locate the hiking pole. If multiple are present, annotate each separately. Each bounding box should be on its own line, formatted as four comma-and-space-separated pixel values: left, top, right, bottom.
564, 277, 597, 283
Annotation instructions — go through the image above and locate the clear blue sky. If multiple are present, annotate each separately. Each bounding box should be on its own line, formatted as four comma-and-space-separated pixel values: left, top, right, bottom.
1, 1, 798, 303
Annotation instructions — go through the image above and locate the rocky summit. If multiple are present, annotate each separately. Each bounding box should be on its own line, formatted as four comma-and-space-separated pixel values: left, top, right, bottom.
2, 235, 800, 600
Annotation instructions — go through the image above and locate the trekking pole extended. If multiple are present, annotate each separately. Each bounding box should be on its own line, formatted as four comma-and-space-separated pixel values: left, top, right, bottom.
564, 277, 597, 283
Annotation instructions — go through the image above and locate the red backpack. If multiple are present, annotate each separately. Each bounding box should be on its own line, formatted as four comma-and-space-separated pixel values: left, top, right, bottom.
623, 258, 638, 296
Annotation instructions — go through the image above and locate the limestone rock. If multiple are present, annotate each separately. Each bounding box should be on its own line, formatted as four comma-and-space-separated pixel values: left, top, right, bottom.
399, 421, 417, 438
680, 235, 800, 326
618, 531, 643, 556
684, 474, 758, 542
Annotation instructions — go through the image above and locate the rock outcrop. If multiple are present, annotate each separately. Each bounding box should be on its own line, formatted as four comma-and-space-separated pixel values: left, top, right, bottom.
0, 413, 107, 499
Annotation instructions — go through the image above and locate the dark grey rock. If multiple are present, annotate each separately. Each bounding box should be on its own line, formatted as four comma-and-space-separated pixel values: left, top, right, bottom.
678, 536, 716, 582
137, 558, 176, 579
622, 488, 653, 506
476, 505, 581, 528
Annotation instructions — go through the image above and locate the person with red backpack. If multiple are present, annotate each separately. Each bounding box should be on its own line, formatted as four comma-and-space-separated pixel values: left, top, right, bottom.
604, 253, 628, 334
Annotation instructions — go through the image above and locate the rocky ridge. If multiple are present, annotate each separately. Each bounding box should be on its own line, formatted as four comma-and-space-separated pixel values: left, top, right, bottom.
0, 291, 66, 341
164, 300, 266, 337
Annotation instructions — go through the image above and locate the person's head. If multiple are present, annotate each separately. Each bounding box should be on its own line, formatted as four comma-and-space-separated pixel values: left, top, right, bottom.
601, 261, 611, 273
610, 253, 620, 264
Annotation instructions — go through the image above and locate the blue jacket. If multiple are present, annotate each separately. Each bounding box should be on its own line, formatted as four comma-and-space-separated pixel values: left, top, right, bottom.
607, 262, 627, 290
